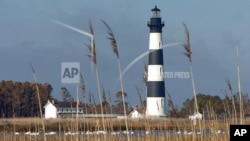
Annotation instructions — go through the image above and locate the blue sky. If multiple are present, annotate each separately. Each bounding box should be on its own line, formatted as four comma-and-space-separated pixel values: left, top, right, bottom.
0, 0, 249, 108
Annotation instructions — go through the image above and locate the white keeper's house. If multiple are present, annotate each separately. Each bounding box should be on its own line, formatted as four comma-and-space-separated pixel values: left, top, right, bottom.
43, 100, 84, 119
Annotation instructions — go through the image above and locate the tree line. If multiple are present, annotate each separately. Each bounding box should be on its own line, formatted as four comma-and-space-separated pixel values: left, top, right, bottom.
168, 93, 250, 119
1, 80, 249, 118
60, 86, 130, 115
0, 80, 131, 117
0, 80, 52, 117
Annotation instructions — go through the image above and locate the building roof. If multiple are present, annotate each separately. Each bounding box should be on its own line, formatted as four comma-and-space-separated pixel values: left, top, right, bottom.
54, 102, 73, 108
43, 100, 54, 108
151, 5, 160, 12
44, 100, 84, 109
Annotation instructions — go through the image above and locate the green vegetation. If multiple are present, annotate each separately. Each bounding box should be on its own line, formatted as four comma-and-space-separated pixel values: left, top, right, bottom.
179, 93, 250, 118
0, 81, 52, 117
1, 80, 249, 121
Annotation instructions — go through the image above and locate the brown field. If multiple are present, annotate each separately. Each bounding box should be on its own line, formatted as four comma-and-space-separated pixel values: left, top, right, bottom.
0, 117, 235, 131
0, 117, 250, 141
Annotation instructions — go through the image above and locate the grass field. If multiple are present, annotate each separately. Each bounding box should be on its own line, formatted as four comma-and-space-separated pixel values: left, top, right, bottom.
0, 117, 235, 131
1, 117, 249, 141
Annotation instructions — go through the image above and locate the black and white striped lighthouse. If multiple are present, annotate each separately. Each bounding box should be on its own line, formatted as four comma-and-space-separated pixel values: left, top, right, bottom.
146, 6, 166, 116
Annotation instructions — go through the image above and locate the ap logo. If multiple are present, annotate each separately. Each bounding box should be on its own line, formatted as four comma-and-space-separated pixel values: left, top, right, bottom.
61, 62, 80, 83
230, 125, 250, 141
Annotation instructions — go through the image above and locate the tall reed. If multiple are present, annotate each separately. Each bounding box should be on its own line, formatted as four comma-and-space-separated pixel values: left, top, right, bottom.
87, 21, 106, 139
182, 23, 202, 141
236, 45, 244, 124
102, 20, 130, 141
182, 23, 199, 116
135, 85, 144, 109
225, 77, 237, 123
30, 64, 46, 141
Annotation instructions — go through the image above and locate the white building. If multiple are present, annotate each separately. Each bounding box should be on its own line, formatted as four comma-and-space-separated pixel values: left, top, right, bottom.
43, 100, 84, 119
43, 100, 57, 119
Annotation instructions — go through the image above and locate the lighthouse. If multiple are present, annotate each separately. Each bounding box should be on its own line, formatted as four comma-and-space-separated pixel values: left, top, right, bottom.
146, 6, 166, 116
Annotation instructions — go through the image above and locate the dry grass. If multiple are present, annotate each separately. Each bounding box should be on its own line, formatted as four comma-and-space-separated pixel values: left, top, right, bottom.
0, 134, 229, 141
0, 118, 177, 131
2, 117, 250, 131
1, 117, 250, 141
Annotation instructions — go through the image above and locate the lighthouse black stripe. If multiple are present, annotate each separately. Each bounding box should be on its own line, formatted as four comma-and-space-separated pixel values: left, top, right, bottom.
148, 49, 164, 65
147, 18, 164, 33
147, 81, 165, 97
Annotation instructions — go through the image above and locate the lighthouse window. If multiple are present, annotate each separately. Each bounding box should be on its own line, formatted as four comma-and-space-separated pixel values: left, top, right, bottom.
161, 99, 164, 107
159, 41, 162, 48
160, 67, 163, 76
152, 11, 160, 17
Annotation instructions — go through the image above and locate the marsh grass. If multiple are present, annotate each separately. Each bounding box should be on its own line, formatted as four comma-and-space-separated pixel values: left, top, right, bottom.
1, 117, 248, 141
102, 19, 130, 141
87, 21, 107, 140
30, 65, 47, 141
182, 23, 203, 141
182, 23, 199, 116
236, 45, 244, 124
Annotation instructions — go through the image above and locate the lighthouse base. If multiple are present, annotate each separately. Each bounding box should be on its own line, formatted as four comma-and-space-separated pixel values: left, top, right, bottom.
146, 97, 166, 117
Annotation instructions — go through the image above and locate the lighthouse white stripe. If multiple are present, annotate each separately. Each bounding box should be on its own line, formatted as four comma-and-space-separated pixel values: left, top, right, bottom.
148, 65, 164, 81
149, 33, 162, 49
146, 97, 165, 116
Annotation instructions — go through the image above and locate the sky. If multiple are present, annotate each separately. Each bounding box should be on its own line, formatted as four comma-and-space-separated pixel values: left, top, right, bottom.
0, 0, 249, 108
